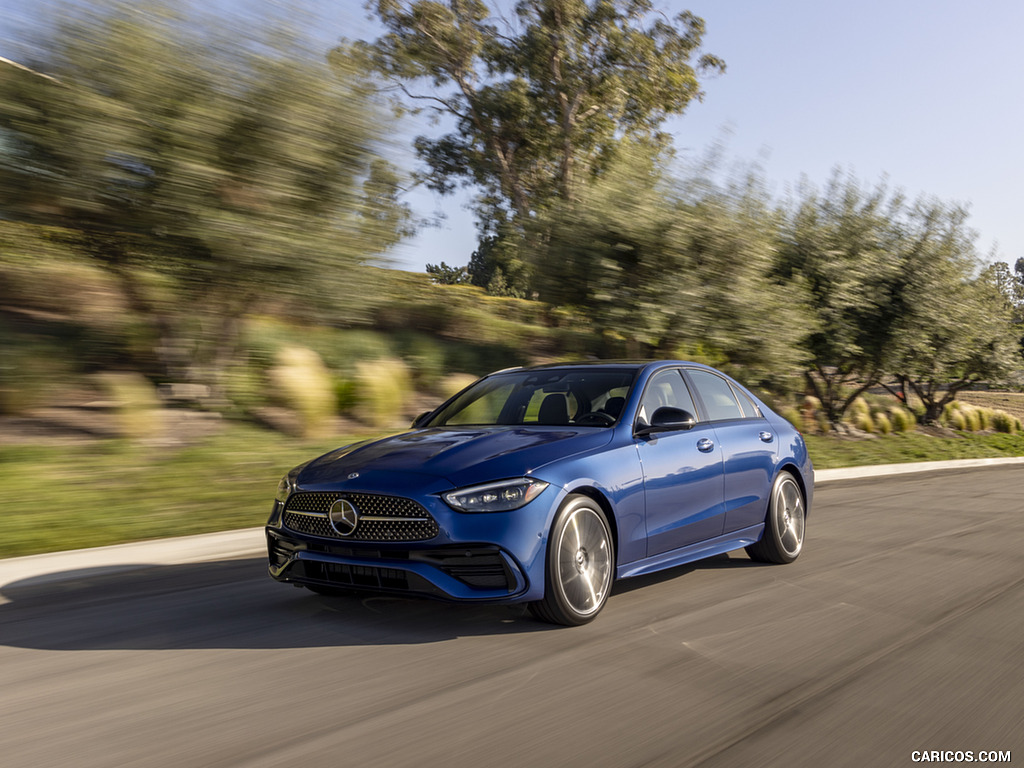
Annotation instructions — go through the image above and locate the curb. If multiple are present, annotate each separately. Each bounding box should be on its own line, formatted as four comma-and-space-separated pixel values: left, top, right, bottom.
2, 457, 1022, 593
813, 455, 1024, 483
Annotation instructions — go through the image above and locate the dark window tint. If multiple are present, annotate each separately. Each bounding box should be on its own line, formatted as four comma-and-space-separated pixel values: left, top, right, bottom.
687, 369, 743, 421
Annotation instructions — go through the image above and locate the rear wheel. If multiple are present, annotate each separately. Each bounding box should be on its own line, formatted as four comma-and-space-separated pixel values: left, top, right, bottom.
746, 472, 805, 564
530, 495, 614, 626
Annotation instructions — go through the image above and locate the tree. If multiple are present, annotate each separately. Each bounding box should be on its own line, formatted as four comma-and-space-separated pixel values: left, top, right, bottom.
889, 204, 1020, 423
355, 0, 724, 291
0, 0, 411, 383
779, 172, 1020, 427
985, 259, 1024, 367
425, 260, 471, 283
533, 146, 809, 385
777, 173, 906, 427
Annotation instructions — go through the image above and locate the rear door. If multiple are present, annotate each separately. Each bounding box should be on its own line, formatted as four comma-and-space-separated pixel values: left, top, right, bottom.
683, 368, 776, 534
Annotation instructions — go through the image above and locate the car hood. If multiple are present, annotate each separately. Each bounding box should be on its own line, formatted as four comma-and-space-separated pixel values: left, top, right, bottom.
297, 426, 615, 489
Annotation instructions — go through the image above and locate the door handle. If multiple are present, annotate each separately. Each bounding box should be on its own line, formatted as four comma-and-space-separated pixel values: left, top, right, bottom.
759, 431, 774, 443
697, 437, 715, 453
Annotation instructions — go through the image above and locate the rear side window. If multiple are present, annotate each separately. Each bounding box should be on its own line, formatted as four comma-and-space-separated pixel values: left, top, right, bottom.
731, 385, 761, 418
687, 369, 746, 422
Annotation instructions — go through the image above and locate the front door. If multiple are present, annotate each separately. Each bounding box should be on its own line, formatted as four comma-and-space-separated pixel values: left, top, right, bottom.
634, 369, 726, 557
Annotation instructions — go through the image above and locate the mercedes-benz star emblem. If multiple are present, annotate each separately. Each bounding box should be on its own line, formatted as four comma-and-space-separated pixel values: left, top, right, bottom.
328, 498, 360, 536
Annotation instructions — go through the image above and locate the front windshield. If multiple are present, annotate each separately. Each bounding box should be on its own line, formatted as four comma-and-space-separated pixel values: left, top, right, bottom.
427, 368, 637, 428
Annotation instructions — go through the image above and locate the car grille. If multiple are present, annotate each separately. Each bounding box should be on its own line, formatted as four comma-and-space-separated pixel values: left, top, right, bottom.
304, 561, 413, 591
283, 492, 440, 542
415, 549, 513, 590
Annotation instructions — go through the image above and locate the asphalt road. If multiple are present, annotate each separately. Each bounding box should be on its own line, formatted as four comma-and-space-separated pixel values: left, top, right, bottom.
1, 467, 1021, 768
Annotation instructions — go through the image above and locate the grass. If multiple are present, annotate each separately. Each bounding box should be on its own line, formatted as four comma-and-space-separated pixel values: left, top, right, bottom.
805, 430, 1024, 469
2, 423, 1023, 558
0, 424, 380, 558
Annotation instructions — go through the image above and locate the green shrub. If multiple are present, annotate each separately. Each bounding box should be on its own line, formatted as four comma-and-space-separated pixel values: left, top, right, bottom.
222, 363, 268, 415
243, 318, 396, 375
854, 412, 874, 433
392, 332, 448, 391
950, 410, 968, 431
334, 377, 359, 414
849, 396, 870, 420
267, 346, 335, 438
889, 408, 916, 433
439, 373, 479, 399
94, 371, 164, 442
992, 411, 1019, 435
0, 336, 80, 414
962, 406, 982, 432
799, 396, 821, 430
354, 357, 412, 427
874, 412, 892, 435
940, 401, 960, 428
780, 406, 803, 431
975, 407, 994, 431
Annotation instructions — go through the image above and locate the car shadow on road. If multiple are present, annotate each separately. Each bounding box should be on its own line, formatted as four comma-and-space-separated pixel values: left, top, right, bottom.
0, 552, 764, 651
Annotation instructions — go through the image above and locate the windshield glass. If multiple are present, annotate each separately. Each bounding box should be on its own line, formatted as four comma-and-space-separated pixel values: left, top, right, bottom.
427, 368, 637, 428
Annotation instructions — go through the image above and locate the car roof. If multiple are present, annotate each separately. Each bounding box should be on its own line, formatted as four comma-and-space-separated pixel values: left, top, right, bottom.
488, 360, 705, 375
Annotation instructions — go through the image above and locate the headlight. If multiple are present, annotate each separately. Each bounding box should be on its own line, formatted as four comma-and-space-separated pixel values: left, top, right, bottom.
275, 474, 294, 503
274, 460, 311, 504
442, 478, 549, 513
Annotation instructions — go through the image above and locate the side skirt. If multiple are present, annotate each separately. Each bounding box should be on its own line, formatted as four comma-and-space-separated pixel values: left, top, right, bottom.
616, 523, 765, 580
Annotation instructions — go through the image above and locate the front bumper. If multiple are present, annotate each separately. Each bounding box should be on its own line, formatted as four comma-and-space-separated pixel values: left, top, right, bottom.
265, 479, 561, 603
267, 531, 529, 600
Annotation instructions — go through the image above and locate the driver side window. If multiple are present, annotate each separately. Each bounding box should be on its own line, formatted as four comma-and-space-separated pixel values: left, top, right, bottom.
638, 369, 698, 425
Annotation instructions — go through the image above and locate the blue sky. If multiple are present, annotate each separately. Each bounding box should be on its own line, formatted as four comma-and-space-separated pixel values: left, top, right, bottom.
4, 0, 1023, 273
376, 0, 1024, 273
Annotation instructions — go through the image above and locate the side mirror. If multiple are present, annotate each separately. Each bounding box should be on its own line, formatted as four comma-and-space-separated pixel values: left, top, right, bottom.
636, 407, 696, 437
412, 411, 433, 429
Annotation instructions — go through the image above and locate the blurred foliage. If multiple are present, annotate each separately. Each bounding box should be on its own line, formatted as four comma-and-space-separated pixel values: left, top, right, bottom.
532, 146, 810, 391
0, 0, 411, 387
93, 370, 164, 441
0, 0, 1021, 447
0, 320, 85, 414
354, 356, 413, 427
267, 346, 336, 439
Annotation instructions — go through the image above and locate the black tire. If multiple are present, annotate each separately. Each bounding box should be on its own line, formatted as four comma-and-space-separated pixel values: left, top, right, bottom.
529, 494, 614, 626
746, 471, 806, 564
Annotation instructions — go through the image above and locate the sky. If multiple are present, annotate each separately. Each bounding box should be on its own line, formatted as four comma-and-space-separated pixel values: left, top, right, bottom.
3, 0, 1023, 274
376, 0, 1024, 273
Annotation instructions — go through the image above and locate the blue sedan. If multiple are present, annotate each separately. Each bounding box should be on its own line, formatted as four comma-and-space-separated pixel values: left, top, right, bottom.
266, 361, 813, 625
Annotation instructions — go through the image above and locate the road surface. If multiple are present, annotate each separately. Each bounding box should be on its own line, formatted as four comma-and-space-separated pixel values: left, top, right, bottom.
1, 466, 1021, 767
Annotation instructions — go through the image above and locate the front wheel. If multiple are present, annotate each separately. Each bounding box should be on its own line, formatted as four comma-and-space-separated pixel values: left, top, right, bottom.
529, 495, 614, 626
746, 472, 805, 564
